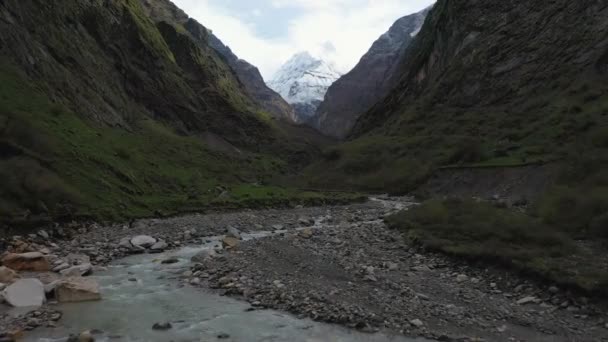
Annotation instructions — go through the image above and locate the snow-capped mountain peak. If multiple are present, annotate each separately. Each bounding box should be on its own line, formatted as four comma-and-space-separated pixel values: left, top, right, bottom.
268, 52, 342, 123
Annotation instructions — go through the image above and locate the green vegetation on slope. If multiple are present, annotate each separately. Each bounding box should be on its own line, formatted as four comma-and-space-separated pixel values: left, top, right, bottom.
386, 199, 608, 294
303, 0, 608, 194
0, 60, 359, 227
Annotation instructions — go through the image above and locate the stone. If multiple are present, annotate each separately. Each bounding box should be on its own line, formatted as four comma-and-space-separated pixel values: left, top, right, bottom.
217, 333, 230, 339
0, 266, 19, 284
548, 286, 559, 294
226, 226, 242, 239
150, 241, 168, 251
386, 262, 399, 271
53, 263, 71, 272
66, 254, 91, 265
37, 230, 50, 239
222, 237, 240, 249
412, 265, 431, 272
118, 237, 132, 249
130, 235, 157, 248
2, 252, 51, 272
3, 279, 45, 307
410, 319, 424, 327
60, 263, 93, 277
191, 249, 217, 263
456, 274, 468, 283
44, 280, 60, 294
299, 228, 313, 239
78, 330, 94, 342
55, 277, 101, 303
152, 322, 172, 330
516, 296, 537, 305
161, 258, 179, 265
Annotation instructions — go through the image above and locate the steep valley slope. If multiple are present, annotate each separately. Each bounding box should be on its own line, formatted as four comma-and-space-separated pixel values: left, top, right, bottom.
139, 0, 297, 123
313, 7, 430, 138
0, 0, 341, 228
305, 0, 608, 195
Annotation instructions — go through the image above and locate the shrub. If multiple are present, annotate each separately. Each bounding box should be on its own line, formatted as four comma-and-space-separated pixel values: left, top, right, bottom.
386, 198, 574, 265
589, 213, 608, 238
538, 186, 608, 237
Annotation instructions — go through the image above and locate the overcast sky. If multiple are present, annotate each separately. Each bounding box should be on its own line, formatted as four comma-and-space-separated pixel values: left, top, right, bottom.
172, 0, 435, 80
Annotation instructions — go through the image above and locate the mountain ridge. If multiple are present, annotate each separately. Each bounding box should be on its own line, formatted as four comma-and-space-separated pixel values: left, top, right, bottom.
313, 7, 431, 138
269, 52, 342, 124
0, 0, 333, 226
140, 0, 296, 122
305, 0, 608, 194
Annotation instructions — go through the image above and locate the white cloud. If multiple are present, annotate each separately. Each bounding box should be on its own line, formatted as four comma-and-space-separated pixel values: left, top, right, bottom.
172, 0, 435, 80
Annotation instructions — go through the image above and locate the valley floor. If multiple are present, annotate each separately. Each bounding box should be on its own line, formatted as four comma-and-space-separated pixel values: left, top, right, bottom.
2, 198, 608, 341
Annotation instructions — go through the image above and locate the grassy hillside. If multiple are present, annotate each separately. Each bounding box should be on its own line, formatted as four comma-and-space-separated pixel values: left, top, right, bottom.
0, 0, 356, 228
386, 198, 608, 294
303, 0, 608, 194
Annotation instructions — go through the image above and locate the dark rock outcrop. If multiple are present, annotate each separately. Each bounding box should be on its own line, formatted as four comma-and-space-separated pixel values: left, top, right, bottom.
140, 0, 296, 122
314, 8, 430, 138
306, 0, 608, 193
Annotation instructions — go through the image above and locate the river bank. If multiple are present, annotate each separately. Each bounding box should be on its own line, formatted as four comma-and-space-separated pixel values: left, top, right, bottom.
0, 197, 606, 341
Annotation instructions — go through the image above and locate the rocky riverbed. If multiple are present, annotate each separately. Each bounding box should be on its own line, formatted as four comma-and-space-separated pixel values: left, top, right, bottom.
0, 197, 607, 341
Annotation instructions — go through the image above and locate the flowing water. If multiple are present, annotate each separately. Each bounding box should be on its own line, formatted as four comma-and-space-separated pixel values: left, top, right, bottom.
26, 198, 427, 341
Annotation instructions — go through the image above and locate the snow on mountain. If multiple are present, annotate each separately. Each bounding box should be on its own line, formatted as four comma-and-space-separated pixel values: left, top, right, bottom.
268, 52, 342, 124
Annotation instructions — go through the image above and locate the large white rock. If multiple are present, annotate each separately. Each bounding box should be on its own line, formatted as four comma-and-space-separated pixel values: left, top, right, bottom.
55, 277, 101, 303
130, 235, 157, 248
3, 278, 45, 307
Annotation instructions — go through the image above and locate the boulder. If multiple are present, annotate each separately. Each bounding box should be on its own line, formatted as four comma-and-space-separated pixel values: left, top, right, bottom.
60, 263, 93, 277
2, 252, 51, 272
77, 330, 94, 342
226, 226, 242, 239
0, 266, 19, 284
299, 228, 313, 239
150, 241, 168, 251
221, 237, 240, 249
130, 235, 157, 248
516, 296, 537, 305
118, 237, 132, 249
410, 319, 424, 327
191, 249, 217, 263
3, 279, 45, 307
66, 254, 91, 265
456, 274, 469, 283
55, 277, 101, 303
152, 322, 172, 330
53, 263, 71, 272
161, 258, 179, 264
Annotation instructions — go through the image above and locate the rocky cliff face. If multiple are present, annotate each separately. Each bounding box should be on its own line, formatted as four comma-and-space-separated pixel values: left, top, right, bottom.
206, 34, 297, 122
140, 0, 296, 122
305, 0, 608, 193
268, 52, 342, 124
0, 0, 318, 226
314, 7, 430, 138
